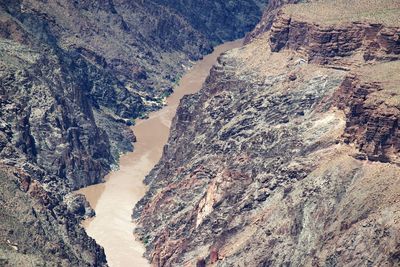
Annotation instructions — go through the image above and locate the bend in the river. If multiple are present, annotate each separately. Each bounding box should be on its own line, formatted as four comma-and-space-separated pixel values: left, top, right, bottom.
76, 39, 243, 267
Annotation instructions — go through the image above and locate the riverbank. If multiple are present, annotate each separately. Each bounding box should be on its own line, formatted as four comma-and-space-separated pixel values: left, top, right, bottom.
76, 39, 243, 266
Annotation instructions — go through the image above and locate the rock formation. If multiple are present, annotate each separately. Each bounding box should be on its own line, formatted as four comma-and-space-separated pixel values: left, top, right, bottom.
0, 167, 105, 266
134, 0, 400, 266
0, 0, 265, 265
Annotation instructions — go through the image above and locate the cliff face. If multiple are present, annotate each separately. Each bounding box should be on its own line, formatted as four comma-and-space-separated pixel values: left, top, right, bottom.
268, 4, 400, 163
335, 69, 400, 164
269, 12, 400, 64
0, 166, 105, 266
151, 0, 266, 45
1, 4, 115, 265
134, 1, 400, 266
0, 0, 265, 265
10, 0, 267, 104
1, 0, 266, 187
0, 35, 116, 190
14, 0, 208, 103
245, 0, 301, 43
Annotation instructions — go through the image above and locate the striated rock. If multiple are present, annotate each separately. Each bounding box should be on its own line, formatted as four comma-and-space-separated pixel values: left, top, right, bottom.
245, 0, 301, 44
0, 36, 115, 189
0, 0, 266, 264
0, 165, 107, 266
151, 0, 267, 44
269, 12, 400, 65
134, 1, 400, 266
334, 63, 400, 164
0, 0, 267, 190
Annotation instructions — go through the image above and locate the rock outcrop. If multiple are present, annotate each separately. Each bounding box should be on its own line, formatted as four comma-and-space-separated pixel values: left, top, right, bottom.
0, 165, 106, 266
334, 63, 400, 164
151, 0, 266, 44
269, 12, 400, 64
245, 0, 301, 44
0, 0, 267, 186
134, 1, 400, 266
0, 0, 266, 265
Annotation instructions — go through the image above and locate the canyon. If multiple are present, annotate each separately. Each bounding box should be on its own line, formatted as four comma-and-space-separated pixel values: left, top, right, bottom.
134, 0, 400, 266
1, 0, 399, 266
0, 0, 264, 265
78, 40, 242, 267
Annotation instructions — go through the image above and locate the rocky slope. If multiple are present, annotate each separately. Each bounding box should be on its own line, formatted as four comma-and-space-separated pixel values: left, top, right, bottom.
151, 0, 266, 45
134, 0, 400, 266
0, 0, 267, 186
0, 0, 266, 265
0, 166, 105, 266
245, 0, 301, 43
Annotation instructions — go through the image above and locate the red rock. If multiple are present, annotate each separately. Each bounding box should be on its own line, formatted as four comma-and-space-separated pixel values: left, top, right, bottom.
269, 13, 400, 64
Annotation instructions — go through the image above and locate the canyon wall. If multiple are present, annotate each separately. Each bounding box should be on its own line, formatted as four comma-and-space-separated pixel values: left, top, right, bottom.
134, 0, 400, 266
0, 0, 266, 265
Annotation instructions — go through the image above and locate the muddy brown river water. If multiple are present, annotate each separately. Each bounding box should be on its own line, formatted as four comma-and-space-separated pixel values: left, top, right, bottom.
76, 40, 243, 267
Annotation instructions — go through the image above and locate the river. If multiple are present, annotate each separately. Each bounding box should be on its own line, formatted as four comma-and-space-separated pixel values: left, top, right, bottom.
76, 39, 243, 267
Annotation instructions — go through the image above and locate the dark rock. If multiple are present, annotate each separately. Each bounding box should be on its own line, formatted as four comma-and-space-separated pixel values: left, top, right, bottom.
134, 2, 400, 266
288, 73, 297, 81
0, 0, 267, 264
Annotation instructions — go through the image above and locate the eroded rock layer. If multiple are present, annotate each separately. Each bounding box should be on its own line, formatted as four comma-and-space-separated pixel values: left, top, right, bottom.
0, 0, 266, 265
134, 1, 400, 266
0, 166, 105, 266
